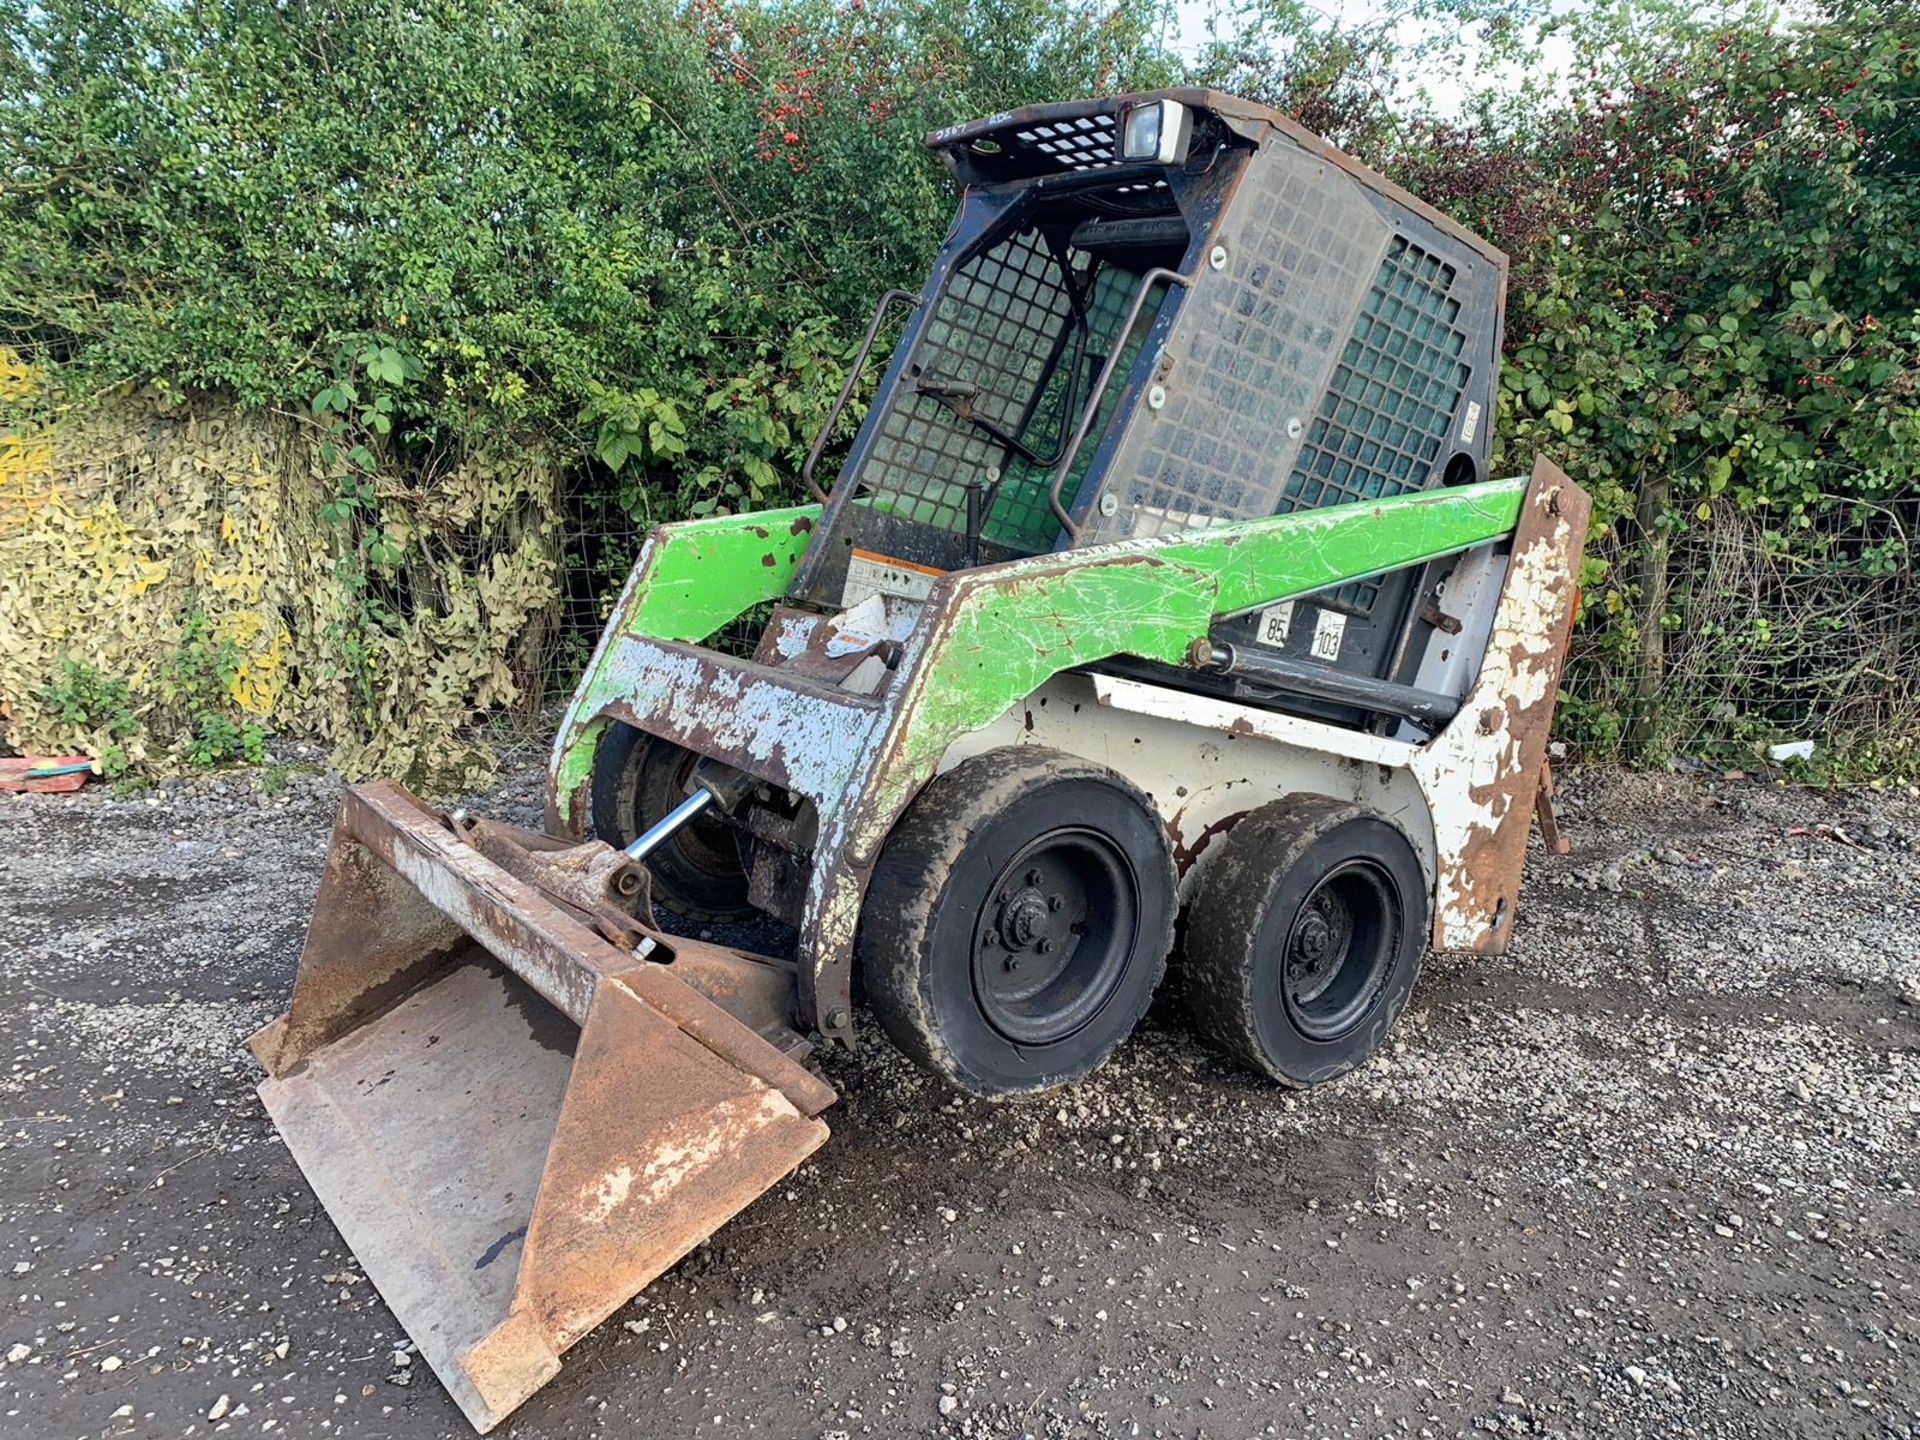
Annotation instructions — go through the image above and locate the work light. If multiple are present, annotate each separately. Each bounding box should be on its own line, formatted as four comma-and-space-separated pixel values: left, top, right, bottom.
1118, 99, 1192, 165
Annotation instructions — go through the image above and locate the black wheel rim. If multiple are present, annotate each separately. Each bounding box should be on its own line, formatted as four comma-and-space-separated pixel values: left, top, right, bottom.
1281, 858, 1401, 1041
971, 827, 1139, 1046
635, 749, 743, 881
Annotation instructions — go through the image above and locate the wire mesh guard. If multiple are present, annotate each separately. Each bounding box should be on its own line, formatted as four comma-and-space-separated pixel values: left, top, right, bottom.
858, 228, 1069, 534
1283, 237, 1469, 510
1082, 137, 1393, 546
1009, 113, 1120, 173
1280, 236, 1473, 610
853, 227, 1166, 554
989, 261, 1164, 550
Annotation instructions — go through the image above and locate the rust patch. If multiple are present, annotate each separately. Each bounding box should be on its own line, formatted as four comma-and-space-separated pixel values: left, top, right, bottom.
1170, 807, 1249, 875
1422, 457, 1591, 954
789, 514, 814, 535
248, 790, 472, 1077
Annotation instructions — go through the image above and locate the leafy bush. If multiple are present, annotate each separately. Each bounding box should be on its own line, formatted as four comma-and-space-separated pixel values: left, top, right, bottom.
167, 612, 268, 768
32, 615, 267, 772
1485, 0, 1919, 767
1, 0, 1914, 777
0, 0, 1178, 504
38, 659, 137, 775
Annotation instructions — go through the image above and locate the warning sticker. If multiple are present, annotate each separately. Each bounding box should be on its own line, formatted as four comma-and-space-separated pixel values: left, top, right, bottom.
842, 549, 945, 607
1310, 609, 1347, 662
1255, 601, 1294, 648
1459, 401, 1483, 445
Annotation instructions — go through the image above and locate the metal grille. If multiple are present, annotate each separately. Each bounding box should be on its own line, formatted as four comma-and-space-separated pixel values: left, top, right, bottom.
1013, 114, 1120, 172
985, 264, 1165, 551
1082, 139, 1392, 545
1280, 236, 1471, 608
860, 228, 1079, 531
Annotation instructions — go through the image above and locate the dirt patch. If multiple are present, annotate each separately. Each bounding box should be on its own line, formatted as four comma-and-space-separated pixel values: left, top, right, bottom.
0, 763, 1915, 1438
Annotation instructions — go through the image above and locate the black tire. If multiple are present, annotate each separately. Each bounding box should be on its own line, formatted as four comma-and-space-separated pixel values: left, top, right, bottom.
1184, 794, 1427, 1087
589, 724, 754, 923
859, 747, 1177, 1098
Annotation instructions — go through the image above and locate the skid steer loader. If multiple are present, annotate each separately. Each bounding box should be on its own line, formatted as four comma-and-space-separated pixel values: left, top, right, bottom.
253, 89, 1589, 1431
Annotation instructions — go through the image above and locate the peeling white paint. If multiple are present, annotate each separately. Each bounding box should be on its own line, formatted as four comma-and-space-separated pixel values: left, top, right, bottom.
1410, 492, 1578, 950
584, 1165, 635, 1223
578, 1088, 799, 1222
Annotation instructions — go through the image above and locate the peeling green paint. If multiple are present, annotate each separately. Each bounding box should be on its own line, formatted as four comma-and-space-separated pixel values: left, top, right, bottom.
622, 503, 821, 642
863, 477, 1527, 824
550, 715, 608, 817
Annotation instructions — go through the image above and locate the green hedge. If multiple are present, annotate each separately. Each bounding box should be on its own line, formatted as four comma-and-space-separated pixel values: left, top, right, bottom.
2, 0, 1915, 777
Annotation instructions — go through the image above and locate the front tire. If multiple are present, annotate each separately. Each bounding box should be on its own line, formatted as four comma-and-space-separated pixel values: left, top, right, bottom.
1184, 794, 1427, 1087
858, 747, 1178, 1098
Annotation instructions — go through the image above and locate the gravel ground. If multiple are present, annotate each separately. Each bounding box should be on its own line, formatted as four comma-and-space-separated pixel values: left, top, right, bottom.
1, 757, 1916, 1440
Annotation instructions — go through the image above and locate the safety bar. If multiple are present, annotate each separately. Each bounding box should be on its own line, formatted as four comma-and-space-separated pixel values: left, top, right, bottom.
1194, 640, 1462, 729
800, 288, 921, 502
1047, 265, 1190, 540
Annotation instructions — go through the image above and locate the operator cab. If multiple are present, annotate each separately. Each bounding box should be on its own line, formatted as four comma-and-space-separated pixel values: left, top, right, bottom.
786, 90, 1508, 735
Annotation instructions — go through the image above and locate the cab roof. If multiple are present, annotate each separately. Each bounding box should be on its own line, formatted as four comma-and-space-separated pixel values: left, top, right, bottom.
924, 88, 1505, 273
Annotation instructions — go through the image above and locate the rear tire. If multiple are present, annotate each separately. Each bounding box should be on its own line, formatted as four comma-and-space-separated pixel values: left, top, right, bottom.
1184, 794, 1426, 1087
590, 725, 754, 923
859, 747, 1177, 1098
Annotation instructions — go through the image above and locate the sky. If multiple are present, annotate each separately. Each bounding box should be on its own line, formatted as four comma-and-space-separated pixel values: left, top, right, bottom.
1166, 0, 1583, 119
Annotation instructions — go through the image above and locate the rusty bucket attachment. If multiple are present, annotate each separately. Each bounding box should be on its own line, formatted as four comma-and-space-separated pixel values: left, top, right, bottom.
250, 781, 833, 1432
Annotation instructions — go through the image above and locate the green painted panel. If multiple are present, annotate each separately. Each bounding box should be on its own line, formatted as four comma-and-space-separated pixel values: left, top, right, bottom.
868, 477, 1527, 817
1163, 475, 1525, 616
623, 503, 821, 642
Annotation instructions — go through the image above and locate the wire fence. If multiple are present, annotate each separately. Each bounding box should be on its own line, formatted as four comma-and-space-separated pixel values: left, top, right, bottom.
1566, 498, 1920, 768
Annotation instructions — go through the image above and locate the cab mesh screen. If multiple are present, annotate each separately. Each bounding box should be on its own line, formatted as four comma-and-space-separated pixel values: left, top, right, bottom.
986, 265, 1166, 551
1081, 138, 1392, 545
859, 227, 1076, 533
850, 225, 1172, 553
1280, 236, 1471, 609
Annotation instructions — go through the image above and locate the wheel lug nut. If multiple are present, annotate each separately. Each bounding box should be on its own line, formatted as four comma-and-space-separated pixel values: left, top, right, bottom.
1004, 956, 1020, 971
982, 929, 999, 948
1025, 869, 1042, 886
1047, 894, 1063, 911
1036, 938, 1053, 955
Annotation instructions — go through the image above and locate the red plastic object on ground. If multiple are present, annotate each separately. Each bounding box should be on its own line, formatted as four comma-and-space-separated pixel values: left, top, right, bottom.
0, 756, 94, 793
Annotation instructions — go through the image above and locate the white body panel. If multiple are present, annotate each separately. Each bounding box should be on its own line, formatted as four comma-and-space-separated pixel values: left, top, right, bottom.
936, 671, 1438, 904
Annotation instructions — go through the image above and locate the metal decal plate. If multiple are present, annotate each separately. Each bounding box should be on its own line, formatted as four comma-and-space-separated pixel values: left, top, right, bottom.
1310, 609, 1347, 661
1255, 600, 1294, 648
841, 549, 946, 607
1459, 400, 1483, 444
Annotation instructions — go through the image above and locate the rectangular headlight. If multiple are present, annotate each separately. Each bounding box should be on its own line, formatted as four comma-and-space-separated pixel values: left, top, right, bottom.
1118, 99, 1191, 165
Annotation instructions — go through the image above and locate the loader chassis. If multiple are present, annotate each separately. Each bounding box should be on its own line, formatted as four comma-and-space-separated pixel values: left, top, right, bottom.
548, 462, 1586, 1044
252, 87, 1590, 1434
